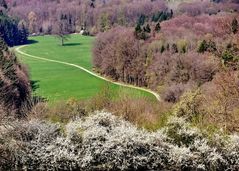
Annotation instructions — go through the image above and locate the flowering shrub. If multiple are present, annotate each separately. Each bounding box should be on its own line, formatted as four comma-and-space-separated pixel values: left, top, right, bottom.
0, 111, 238, 170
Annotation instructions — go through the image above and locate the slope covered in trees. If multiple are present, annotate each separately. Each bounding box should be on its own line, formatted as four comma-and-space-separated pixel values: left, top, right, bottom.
0, 38, 31, 118
0, 0, 239, 170
7, 0, 168, 35
93, 4, 239, 131
5, 0, 239, 36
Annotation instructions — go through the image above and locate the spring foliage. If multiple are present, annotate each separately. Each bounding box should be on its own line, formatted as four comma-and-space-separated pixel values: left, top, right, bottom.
0, 111, 238, 170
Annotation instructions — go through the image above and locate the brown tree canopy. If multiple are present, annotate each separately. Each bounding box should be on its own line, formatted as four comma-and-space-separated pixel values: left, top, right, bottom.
0, 37, 31, 118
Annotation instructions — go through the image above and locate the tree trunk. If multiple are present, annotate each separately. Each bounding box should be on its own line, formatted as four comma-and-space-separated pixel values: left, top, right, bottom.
61, 37, 64, 46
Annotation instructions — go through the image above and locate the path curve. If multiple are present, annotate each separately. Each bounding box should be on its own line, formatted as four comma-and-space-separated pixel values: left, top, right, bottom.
15, 45, 161, 101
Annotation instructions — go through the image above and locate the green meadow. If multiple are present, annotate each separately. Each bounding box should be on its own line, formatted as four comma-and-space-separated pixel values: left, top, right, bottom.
16, 34, 156, 102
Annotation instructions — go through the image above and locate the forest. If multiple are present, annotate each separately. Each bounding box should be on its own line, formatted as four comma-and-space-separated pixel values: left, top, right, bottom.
0, 0, 239, 170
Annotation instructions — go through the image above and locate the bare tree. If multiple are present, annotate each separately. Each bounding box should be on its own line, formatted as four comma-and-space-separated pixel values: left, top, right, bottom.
53, 14, 71, 46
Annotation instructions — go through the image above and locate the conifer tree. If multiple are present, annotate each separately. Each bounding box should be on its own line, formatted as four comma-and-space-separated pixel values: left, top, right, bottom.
134, 23, 142, 38
0, 13, 28, 46
231, 18, 238, 34
155, 22, 161, 32
172, 43, 178, 53
198, 40, 207, 53
144, 24, 151, 33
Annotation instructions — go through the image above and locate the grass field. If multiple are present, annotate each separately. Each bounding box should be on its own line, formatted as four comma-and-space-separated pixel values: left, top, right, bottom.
16, 34, 156, 102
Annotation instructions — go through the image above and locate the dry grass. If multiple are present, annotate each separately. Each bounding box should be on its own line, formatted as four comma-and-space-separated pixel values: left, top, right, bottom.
27, 85, 172, 131
108, 94, 172, 130
28, 99, 86, 124
82, 85, 172, 130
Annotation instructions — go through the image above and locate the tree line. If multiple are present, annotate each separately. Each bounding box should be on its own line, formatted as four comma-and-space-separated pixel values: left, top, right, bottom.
93, 13, 239, 102
6, 0, 239, 36
93, 11, 239, 131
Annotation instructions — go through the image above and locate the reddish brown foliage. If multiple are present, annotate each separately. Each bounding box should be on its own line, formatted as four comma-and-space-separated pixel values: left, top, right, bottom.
0, 38, 31, 118
202, 71, 239, 131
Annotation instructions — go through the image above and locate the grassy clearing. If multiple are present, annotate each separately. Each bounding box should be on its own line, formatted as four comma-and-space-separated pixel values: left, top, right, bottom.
17, 34, 156, 102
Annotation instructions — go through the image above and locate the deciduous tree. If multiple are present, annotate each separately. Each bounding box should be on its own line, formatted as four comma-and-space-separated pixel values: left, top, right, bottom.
28, 11, 37, 34
53, 14, 71, 46
0, 38, 31, 117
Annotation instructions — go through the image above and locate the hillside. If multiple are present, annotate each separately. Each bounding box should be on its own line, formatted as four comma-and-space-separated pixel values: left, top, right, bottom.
0, 0, 239, 170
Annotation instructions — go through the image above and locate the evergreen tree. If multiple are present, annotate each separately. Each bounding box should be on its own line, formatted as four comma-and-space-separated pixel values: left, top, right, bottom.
159, 12, 168, 22
160, 45, 165, 53
135, 23, 142, 37
198, 40, 208, 53
166, 43, 170, 51
181, 45, 186, 53
135, 23, 149, 40
172, 43, 178, 53
170, 9, 174, 18
137, 14, 146, 26
143, 24, 151, 33
0, 13, 28, 46
155, 22, 161, 32
90, 0, 95, 8
151, 14, 156, 22
231, 18, 238, 34
152, 11, 163, 22
18, 20, 29, 44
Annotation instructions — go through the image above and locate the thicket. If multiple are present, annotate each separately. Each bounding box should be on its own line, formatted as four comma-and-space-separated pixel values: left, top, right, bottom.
94, 13, 238, 89
0, 38, 31, 118
0, 111, 238, 170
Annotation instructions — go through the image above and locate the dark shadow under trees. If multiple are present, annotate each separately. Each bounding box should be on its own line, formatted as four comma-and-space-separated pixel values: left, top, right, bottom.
63, 42, 81, 46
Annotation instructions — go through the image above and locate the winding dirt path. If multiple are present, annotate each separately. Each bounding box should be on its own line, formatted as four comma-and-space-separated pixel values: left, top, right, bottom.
15, 45, 161, 101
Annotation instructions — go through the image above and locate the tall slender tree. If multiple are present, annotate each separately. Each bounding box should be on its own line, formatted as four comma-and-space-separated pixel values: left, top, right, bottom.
155, 22, 161, 32
54, 14, 71, 46
231, 18, 238, 34
18, 20, 29, 44
28, 11, 38, 34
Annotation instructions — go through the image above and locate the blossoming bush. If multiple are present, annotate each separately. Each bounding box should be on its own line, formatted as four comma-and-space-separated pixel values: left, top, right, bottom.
0, 111, 238, 170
